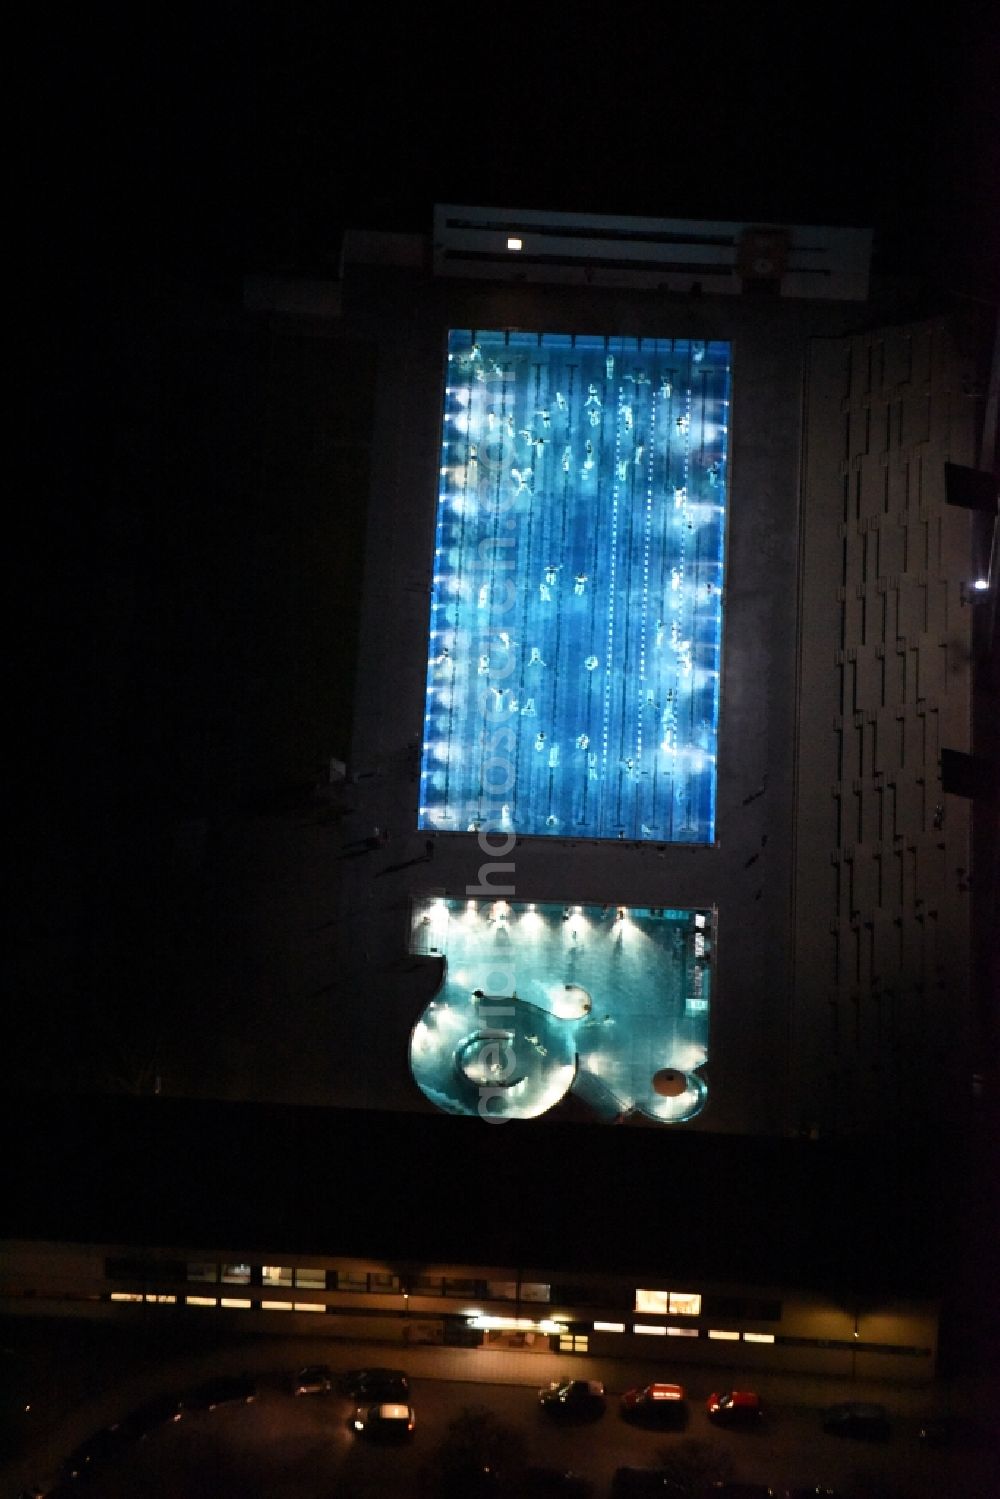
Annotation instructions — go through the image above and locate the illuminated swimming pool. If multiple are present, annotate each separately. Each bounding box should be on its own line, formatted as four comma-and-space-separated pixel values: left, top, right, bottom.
409, 898, 712, 1123
419, 330, 730, 843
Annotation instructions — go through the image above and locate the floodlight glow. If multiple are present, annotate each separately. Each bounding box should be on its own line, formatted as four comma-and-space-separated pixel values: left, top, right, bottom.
672, 1043, 708, 1072
973, 578, 989, 590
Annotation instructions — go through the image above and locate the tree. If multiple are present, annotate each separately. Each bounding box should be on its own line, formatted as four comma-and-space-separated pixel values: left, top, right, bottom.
421, 1404, 528, 1499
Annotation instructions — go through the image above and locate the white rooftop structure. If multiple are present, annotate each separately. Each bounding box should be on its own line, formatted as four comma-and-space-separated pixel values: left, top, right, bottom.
431, 204, 873, 300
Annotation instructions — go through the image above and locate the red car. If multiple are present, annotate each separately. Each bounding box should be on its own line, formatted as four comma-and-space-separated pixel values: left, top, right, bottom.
707, 1390, 764, 1426
619, 1382, 687, 1427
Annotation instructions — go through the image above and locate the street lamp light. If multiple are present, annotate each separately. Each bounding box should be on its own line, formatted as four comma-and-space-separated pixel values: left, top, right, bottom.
960, 577, 992, 604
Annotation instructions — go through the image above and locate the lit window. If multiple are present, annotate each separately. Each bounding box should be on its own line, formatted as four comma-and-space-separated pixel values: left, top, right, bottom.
634, 1324, 667, 1336
294, 1267, 326, 1289
262, 1265, 292, 1286
110, 1292, 143, 1302
506, 237, 523, 251
293, 1302, 326, 1313
144, 1294, 176, 1304
593, 1321, 625, 1332
743, 1332, 775, 1343
221, 1264, 251, 1285
708, 1328, 740, 1340
186, 1296, 217, 1307
635, 1289, 669, 1314
667, 1326, 700, 1337
520, 1283, 551, 1303
220, 1298, 252, 1309
486, 1281, 518, 1300
558, 1333, 589, 1352
261, 1300, 292, 1311
668, 1292, 702, 1317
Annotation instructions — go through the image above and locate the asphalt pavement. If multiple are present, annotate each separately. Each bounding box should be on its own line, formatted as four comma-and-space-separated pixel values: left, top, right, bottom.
3, 1318, 998, 1497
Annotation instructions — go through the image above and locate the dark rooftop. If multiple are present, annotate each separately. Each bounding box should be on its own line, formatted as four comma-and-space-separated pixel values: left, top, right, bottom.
3, 1094, 970, 1299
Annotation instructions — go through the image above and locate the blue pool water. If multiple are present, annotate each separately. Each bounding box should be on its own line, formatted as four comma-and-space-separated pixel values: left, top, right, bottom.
418, 330, 730, 843
409, 899, 712, 1124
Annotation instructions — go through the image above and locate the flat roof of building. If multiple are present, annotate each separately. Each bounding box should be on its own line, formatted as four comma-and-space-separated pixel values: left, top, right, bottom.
3, 1094, 963, 1298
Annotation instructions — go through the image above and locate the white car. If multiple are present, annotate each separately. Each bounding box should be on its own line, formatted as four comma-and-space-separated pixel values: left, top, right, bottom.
353, 1401, 416, 1438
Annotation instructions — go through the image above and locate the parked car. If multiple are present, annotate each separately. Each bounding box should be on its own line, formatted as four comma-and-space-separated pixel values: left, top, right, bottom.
292, 1364, 334, 1396
707, 1389, 764, 1427
340, 1366, 410, 1401
352, 1400, 415, 1438
538, 1378, 606, 1420
619, 1382, 687, 1427
820, 1401, 889, 1441
185, 1374, 258, 1411
610, 1469, 685, 1497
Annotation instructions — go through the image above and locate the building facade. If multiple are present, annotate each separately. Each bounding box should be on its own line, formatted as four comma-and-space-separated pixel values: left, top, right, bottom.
0, 1237, 938, 1383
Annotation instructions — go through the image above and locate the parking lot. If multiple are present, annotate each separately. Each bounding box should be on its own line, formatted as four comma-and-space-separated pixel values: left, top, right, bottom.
3, 1321, 997, 1498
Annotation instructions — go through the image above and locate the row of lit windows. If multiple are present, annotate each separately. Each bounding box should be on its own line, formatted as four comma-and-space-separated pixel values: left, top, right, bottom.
98, 1295, 927, 1355
184, 1266, 552, 1300
635, 1290, 701, 1317
634, 1290, 784, 1322
106, 1294, 773, 1344
187, 1264, 331, 1289
111, 1293, 327, 1312
105, 1265, 786, 1325
596, 1320, 772, 1343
